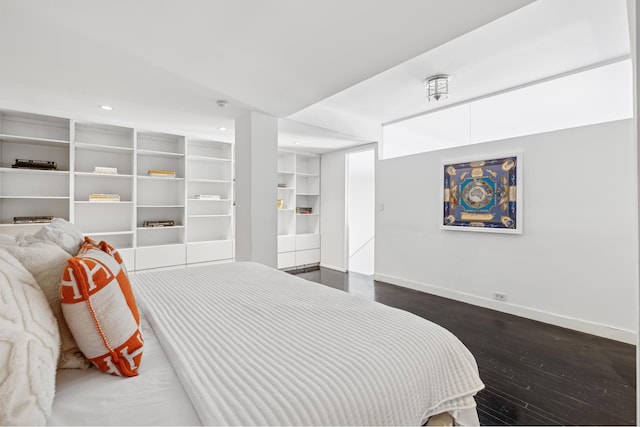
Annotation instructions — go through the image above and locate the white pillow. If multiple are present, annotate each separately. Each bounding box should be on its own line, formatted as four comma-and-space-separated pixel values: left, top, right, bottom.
0, 247, 60, 426
33, 218, 84, 255
7, 238, 90, 370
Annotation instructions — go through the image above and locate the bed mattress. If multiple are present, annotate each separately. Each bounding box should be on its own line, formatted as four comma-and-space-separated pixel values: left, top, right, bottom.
132, 262, 484, 426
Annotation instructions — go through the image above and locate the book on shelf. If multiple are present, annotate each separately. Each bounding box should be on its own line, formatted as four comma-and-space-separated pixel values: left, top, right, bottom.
195, 194, 221, 200
94, 166, 118, 175
12, 159, 57, 170
13, 216, 53, 224
277, 183, 287, 188
296, 207, 313, 214
89, 193, 121, 202
142, 220, 175, 228
148, 169, 176, 178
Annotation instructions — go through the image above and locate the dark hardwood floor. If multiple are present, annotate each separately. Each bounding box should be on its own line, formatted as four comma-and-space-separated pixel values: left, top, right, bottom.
292, 267, 637, 426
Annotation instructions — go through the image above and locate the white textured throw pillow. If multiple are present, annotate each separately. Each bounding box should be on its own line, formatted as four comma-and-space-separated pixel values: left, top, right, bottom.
33, 218, 84, 256
0, 247, 60, 426
8, 238, 90, 370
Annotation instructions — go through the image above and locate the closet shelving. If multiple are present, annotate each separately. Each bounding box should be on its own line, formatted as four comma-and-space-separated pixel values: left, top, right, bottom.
0, 108, 236, 271
0, 111, 71, 232
72, 121, 135, 266
185, 138, 234, 264
277, 151, 320, 269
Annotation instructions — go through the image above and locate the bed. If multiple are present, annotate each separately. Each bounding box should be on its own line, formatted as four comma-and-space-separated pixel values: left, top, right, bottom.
49, 262, 484, 426
0, 220, 483, 426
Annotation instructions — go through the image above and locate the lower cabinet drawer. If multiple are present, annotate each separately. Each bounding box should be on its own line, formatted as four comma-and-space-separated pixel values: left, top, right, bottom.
278, 252, 296, 269
135, 244, 186, 271
187, 240, 233, 264
295, 249, 320, 266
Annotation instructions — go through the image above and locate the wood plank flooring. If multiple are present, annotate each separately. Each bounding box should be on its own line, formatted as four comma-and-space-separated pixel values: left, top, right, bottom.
292, 267, 637, 426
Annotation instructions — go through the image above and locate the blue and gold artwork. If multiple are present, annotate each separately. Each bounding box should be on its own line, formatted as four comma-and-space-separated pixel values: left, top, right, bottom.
443, 156, 518, 230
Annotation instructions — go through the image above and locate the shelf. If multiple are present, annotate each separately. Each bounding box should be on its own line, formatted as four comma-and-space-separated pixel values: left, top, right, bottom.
74, 142, 134, 153
0, 222, 55, 228
137, 204, 184, 208
296, 172, 319, 177
137, 175, 184, 181
0, 167, 69, 175
278, 209, 295, 212
0, 133, 69, 147
297, 193, 320, 196
137, 226, 185, 230
187, 155, 231, 163
187, 178, 231, 184
187, 198, 231, 202
277, 187, 295, 190
187, 214, 232, 218
0, 195, 69, 199
277, 170, 295, 175
75, 201, 133, 204
83, 230, 134, 237
137, 149, 184, 158
296, 213, 319, 217
75, 172, 134, 179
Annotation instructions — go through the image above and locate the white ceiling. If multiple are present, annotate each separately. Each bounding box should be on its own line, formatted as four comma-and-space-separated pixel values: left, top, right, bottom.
0, 0, 630, 154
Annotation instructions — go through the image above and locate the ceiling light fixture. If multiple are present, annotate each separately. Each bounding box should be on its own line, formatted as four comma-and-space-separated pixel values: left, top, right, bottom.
424, 74, 450, 102
99, 105, 113, 111
216, 100, 228, 108
218, 127, 227, 131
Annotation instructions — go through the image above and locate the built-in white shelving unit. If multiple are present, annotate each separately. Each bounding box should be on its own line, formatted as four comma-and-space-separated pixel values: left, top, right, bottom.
0, 109, 235, 271
185, 138, 234, 264
277, 151, 320, 269
0, 111, 71, 233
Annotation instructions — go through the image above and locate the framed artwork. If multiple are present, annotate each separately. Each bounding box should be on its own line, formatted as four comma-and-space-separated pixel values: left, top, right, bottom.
441, 154, 522, 234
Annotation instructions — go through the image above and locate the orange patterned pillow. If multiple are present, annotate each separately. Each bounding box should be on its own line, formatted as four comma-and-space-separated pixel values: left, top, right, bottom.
60, 237, 143, 376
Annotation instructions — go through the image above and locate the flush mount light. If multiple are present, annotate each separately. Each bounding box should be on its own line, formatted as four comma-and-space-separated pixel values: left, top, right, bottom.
292, 141, 300, 145
216, 100, 229, 108
99, 105, 113, 111
424, 74, 450, 102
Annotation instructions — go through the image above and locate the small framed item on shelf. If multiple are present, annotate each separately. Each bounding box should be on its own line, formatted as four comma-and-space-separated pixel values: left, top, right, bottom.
12, 159, 58, 170
143, 220, 175, 228
13, 215, 54, 224
296, 207, 312, 214
148, 169, 176, 178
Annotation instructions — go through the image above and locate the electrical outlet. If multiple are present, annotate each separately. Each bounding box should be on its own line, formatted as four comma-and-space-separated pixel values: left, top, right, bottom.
493, 292, 507, 302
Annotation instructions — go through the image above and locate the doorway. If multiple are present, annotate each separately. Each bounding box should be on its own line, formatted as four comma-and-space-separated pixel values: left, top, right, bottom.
346, 149, 375, 275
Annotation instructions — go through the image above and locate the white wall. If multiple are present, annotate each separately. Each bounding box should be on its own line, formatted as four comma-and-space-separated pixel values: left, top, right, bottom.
347, 149, 375, 275
375, 119, 638, 343
320, 150, 347, 271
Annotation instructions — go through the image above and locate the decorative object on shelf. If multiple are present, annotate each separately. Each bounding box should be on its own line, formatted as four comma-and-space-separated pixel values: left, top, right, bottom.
277, 183, 287, 188
13, 216, 54, 224
142, 220, 175, 228
296, 207, 312, 214
12, 159, 57, 170
424, 74, 450, 102
89, 193, 120, 202
147, 169, 176, 178
442, 154, 522, 234
94, 166, 118, 175
277, 199, 283, 209
195, 194, 220, 200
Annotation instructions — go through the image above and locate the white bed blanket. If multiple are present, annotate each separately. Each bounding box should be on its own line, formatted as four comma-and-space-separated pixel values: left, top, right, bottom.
132, 262, 484, 426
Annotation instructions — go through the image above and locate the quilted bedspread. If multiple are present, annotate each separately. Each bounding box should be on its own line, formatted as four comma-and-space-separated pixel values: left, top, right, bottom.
132, 262, 484, 426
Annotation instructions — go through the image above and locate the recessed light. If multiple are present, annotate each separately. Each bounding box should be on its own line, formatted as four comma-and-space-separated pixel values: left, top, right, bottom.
218, 127, 227, 131
293, 141, 300, 145
100, 105, 113, 111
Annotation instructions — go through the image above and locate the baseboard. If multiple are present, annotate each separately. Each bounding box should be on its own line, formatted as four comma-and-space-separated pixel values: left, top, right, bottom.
320, 263, 347, 273
374, 273, 637, 345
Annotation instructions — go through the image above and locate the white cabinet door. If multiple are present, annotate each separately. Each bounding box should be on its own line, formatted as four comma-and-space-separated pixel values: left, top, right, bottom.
278, 252, 296, 269
135, 244, 186, 270
278, 235, 296, 253
295, 249, 320, 266
187, 240, 233, 264
295, 233, 320, 251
